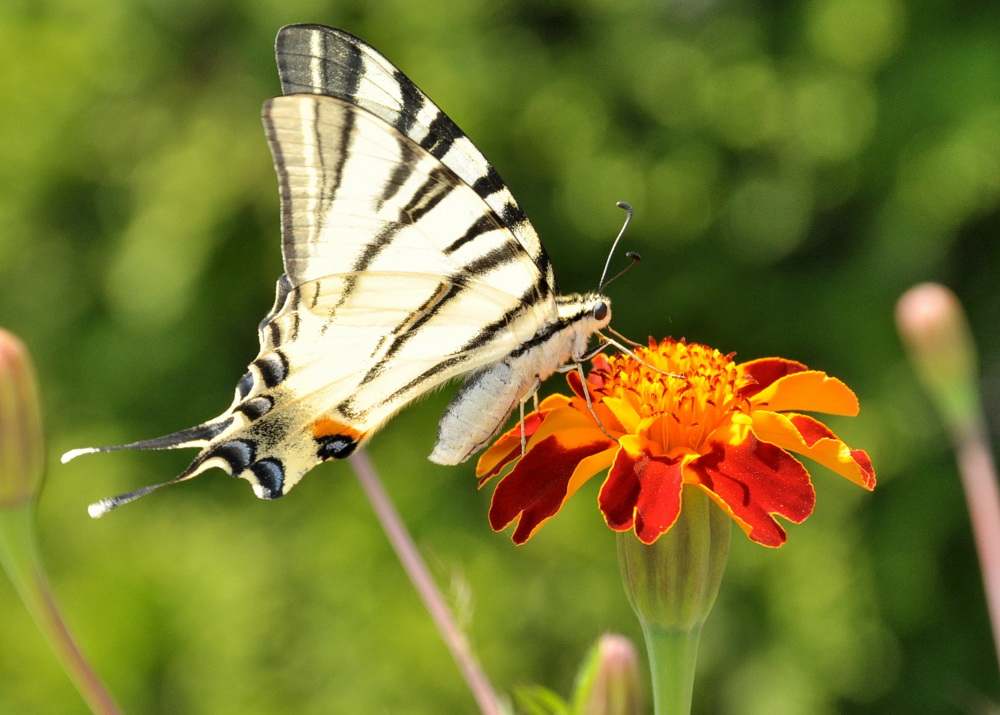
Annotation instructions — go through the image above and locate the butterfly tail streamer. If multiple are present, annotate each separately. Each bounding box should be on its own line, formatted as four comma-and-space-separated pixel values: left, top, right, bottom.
62, 419, 235, 518
61, 420, 233, 464
86, 480, 181, 519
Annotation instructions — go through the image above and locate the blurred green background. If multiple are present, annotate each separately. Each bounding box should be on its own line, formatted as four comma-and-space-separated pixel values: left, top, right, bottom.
2, 0, 998, 712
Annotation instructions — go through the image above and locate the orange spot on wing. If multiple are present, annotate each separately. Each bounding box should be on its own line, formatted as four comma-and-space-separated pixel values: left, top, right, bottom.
311, 417, 364, 441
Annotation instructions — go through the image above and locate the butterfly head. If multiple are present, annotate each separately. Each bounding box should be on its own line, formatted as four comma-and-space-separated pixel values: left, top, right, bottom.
553, 292, 613, 362
556, 292, 611, 325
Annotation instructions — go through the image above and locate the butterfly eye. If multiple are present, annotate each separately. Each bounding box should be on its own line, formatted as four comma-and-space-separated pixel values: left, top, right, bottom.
593, 301, 609, 322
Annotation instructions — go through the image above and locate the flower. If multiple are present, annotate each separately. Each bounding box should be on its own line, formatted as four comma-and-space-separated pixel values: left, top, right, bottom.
478, 338, 875, 547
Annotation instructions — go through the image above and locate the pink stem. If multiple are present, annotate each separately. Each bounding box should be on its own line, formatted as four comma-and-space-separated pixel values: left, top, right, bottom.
349, 450, 501, 714
955, 423, 1000, 669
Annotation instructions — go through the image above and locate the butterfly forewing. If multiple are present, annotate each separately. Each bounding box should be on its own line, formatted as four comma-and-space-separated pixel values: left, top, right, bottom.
264, 93, 547, 297
273, 24, 555, 289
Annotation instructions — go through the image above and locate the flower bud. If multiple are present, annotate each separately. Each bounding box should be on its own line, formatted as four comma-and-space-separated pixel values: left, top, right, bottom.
0, 329, 44, 507
896, 283, 979, 433
576, 633, 643, 715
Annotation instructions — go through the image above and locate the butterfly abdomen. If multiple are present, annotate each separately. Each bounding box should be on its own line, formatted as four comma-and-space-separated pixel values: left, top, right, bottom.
430, 292, 611, 465
431, 361, 520, 465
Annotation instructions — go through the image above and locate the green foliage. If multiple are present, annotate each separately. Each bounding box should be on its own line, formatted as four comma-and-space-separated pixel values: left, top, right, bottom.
2, 0, 998, 712
515, 685, 569, 715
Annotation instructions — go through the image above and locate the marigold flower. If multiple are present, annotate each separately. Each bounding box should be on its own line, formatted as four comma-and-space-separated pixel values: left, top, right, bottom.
478, 338, 875, 547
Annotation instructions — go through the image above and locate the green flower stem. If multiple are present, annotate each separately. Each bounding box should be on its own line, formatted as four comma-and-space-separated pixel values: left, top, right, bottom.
643, 624, 701, 715
618, 486, 731, 715
0, 504, 120, 715
954, 421, 1000, 668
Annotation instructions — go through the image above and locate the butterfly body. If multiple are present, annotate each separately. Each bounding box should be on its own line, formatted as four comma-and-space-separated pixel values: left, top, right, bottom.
64, 24, 612, 514
431, 292, 609, 465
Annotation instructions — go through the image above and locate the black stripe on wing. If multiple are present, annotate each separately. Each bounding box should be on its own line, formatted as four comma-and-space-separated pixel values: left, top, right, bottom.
444, 214, 496, 254
273, 25, 540, 240
263, 95, 356, 284
377, 136, 421, 209
335, 241, 542, 419
336, 278, 547, 419
276, 24, 364, 103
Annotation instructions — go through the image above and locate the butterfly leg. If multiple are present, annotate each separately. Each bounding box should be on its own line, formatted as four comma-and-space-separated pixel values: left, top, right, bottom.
604, 325, 643, 348
555, 359, 616, 441
519, 377, 541, 455
574, 340, 613, 362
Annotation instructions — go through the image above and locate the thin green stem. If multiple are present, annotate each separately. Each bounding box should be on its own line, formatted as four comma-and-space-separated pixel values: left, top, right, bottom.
896, 285, 1000, 674
0, 504, 120, 715
642, 624, 701, 715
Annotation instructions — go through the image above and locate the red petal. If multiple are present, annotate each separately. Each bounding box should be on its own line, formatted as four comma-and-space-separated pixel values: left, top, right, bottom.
750, 410, 876, 490
789, 413, 834, 444
599, 446, 684, 544
689, 434, 815, 548
848, 449, 875, 488
590, 353, 612, 374
488, 431, 614, 543
475, 410, 552, 481
567, 367, 587, 399
476, 394, 588, 481
738, 358, 809, 399
787, 414, 876, 489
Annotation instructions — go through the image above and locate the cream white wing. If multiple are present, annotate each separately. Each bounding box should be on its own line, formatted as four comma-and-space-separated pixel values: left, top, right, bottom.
273, 23, 555, 290
264, 94, 549, 298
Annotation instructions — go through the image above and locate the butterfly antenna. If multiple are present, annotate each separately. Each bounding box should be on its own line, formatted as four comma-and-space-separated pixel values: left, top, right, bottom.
598, 202, 639, 292
603, 251, 642, 291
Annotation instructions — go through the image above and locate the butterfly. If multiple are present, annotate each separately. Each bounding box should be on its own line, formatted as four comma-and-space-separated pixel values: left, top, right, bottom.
63, 24, 614, 517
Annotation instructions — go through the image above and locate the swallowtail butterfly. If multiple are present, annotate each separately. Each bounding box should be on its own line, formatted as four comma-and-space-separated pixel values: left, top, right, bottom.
64, 24, 613, 516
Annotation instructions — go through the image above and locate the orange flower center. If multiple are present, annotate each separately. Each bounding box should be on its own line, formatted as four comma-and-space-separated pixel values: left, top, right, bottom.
593, 340, 752, 452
